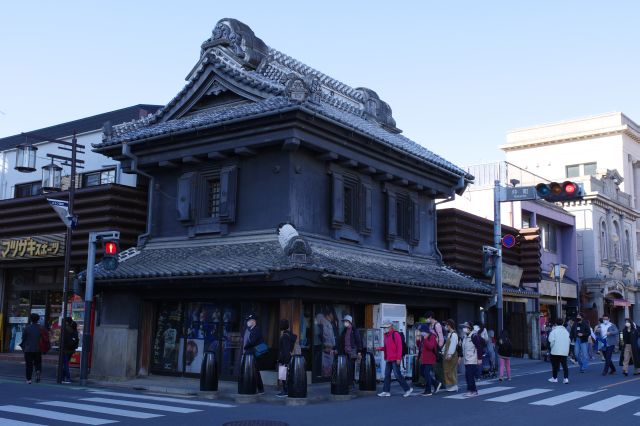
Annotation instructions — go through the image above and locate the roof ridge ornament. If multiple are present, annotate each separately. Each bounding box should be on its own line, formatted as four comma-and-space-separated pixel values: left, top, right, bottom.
283, 73, 320, 104
200, 18, 268, 70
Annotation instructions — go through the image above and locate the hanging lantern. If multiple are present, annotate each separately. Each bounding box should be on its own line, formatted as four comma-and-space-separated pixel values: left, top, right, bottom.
15, 144, 38, 173
42, 160, 62, 192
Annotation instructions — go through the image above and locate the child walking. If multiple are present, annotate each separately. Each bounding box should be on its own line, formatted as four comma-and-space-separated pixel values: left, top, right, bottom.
497, 330, 512, 381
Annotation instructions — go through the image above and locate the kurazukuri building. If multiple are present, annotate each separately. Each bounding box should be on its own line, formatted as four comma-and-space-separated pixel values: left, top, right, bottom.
89, 18, 495, 381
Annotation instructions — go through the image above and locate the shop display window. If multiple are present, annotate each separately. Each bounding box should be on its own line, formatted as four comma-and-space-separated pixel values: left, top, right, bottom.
312, 303, 353, 381
151, 302, 183, 373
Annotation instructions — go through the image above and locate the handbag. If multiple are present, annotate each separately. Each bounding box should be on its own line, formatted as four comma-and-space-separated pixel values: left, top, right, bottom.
254, 342, 269, 357
278, 364, 288, 381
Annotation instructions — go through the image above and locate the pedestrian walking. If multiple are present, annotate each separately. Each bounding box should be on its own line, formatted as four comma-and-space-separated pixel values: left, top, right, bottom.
600, 314, 619, 376
377, 322, 413, 397
418, 324, 441, 396
497, 330, 512, 382
337, 314, 363, 391
473, 324, 488, 379
19, 313, 44, 384
424, 312, 445, 385
276, 319, 296, 397
571, 313, 590, 373
62, 317, 79, 384
565, 318, 577, 365
548, 318, 570, 384
242, 314, 266, 394
621, 318, 640, 376
443, 319, 459, 392
461, 321, 483, 397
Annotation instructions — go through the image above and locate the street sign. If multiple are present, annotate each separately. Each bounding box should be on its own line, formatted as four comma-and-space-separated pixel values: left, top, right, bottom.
505, 186, 538, 201
502, 234, 516, 248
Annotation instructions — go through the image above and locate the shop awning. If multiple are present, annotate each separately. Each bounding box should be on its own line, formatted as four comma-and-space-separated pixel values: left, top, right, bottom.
612, 299, 632, 307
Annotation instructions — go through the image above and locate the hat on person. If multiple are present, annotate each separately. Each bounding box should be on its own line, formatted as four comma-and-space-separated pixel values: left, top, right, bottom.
381, 322, 393, 329
343, 315, 353, 324
419, 324, 430, 333
245, 314, 257, 321
461, 321, 473, 329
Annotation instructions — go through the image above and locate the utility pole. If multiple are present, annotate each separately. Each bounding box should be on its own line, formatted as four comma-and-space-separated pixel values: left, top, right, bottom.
494, 180, 504, 334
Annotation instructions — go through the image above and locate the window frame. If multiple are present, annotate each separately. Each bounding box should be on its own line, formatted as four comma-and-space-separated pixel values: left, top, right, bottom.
14, 180, 42, 198
540, 220, 557, 253
81, 168, 117, 188
329, 165, 372, 243
565, 164, 580, 179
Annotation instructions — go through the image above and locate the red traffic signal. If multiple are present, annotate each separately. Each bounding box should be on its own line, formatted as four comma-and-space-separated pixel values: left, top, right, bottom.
101, 240, 119, 271
535, 181, 584, 202
104, 241, 117, 255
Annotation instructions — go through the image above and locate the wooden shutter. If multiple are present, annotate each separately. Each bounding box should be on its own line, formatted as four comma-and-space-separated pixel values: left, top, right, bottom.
332, 173, 344, 227
361, 183, 373, 234
219, 165, 238, 223
386, 191, 397, 239
410, 195, 420, 245
176, 172, 196, 222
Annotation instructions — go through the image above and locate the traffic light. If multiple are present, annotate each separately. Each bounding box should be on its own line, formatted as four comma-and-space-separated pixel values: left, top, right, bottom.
535, 181, 584, 202
101, 239, 119, 271
482, 250, 495, 278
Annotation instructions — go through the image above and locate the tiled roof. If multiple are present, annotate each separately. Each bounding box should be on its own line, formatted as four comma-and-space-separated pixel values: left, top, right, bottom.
93, 238, 493, 295
96, 19, 471, 180
0, 105, 161, 151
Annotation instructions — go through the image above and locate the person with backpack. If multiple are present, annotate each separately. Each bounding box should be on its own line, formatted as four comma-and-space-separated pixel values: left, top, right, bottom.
276, 319, 297, 397
425, 312, 445, 385
461, 321, 484, 397
497, 330, 512, 382
377, 322, 413, 397
243, 314, 266, 394
418, 324, 441, 396
337, 314, 363, 391
19, 313, 46, 384
62, 317, 79, 384
442, 319, 459, 392
548, 317, 571, 384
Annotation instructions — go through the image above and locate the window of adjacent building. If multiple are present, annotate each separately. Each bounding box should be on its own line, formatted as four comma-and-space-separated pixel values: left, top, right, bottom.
14, 181, 42, 198
565, 162, 597, 178
522, 212, 532, 228
612, 220, 621, 262
343, 179, 358, 228
540, 221, 557, 252
395, 195, 410, 242
206, 178, 221, 218
82, 168, 116, 187
625, 230, 631, 264
600, 220, 609, 260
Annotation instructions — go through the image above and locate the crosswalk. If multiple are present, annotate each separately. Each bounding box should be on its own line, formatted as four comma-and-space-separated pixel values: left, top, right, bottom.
0, 389, 235, 425
443, 384, 640, 417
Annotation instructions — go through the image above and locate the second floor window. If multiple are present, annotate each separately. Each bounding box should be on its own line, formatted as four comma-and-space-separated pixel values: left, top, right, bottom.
207, 178, 221, 218
566, 162, 596, 178
540, 221, 557, 252
14, 181, 42, 198
395, 196, 410, 242
82, 169, 116, 187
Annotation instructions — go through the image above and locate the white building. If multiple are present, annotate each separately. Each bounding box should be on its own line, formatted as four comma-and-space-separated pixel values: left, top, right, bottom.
502, 113, 640, 325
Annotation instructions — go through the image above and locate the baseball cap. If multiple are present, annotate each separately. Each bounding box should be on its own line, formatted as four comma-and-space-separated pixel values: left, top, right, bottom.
343, 315, 353, 323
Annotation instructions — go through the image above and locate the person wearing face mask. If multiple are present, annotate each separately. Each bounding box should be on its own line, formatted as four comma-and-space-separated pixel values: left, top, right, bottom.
337, 314, 363, 390
621, 318, 640, 376
460, 321, 483, 397
600, 314, 619, 376
242, 314, 265, 394
442, 319, 459, 392
570, 313, 591, 373
377, 323, 413, 397
548, 318, 570, 384
418, 324, 441, 396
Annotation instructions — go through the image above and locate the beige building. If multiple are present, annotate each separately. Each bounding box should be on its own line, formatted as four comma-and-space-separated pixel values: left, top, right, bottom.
502, 113, 640, 325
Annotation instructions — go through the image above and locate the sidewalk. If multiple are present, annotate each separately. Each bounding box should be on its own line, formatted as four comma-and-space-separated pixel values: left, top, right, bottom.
0, 354, 613, 404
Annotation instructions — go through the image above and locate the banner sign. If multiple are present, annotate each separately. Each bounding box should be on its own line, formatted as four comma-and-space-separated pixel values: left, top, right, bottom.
0, 234, 65, 260
47, 198, 74, 228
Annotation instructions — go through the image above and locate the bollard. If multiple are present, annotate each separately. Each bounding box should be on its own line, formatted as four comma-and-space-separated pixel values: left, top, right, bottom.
287, 354, 307, 398
238, 353, 257, 395
359, 351, 377, 392
200, 351, 219, 391
411, 354, 421, 383
331, 354, 350, 395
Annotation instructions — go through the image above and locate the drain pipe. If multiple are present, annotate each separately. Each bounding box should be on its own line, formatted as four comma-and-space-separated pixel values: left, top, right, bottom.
122, 142, 154, 247
433, 194, 456, 264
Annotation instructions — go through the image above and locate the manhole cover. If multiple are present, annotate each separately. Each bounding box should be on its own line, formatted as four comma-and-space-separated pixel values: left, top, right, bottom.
223, 421, 289, 426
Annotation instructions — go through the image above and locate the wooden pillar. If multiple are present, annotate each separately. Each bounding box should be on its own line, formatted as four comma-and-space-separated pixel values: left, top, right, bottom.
137, 301, 154, 376
279, 299, 302, 336
365, 304, 374, 328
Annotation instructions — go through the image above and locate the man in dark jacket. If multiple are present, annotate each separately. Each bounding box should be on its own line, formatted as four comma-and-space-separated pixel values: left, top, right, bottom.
337, 314, 363, 390
20, 313, 43, 384
62, 318, 79, 384
242, 314, 265, 394
570, 313, 591, 373
277, 319, 297, 397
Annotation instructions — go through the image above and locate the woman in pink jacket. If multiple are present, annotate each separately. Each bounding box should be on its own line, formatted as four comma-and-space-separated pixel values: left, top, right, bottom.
377, 323, 413, 397
419, 325, 442, 396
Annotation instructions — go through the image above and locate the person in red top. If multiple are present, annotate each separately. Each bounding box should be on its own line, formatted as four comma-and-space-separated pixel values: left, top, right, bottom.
377, 322, 413, 397
419, 324, 442, 396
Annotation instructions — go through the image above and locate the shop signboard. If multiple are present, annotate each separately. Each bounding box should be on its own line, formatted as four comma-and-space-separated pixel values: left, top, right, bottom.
0, 234, 65, 261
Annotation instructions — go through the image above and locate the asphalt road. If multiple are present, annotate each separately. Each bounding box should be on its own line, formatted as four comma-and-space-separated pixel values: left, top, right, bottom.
0, 357, 639, 426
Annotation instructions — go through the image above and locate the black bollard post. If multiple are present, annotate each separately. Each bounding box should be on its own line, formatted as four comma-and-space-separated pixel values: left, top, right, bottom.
331, 354, 350, 395
287, 354, 307, 398
412, 354, 421, 384
238, 353, 257, 395
200, 351, 219, 391
359, 351, 377, 392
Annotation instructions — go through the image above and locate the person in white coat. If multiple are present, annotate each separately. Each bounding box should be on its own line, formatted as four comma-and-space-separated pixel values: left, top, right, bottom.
548, 318, 571, 384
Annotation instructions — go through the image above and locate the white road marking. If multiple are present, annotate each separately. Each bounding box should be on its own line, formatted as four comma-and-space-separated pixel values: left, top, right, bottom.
485, 388, 552, 402
80, 398, 201, 414
0, 418, 46, 426
444, 386, 514, 399
531, 390, 604, 406
0, 405, 116, 425
39, 401, 163, 419
579, 395, 640, 412
86, 390, 234, 408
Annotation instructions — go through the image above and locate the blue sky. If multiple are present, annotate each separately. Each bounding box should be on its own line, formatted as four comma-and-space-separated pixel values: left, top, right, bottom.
1, 1, 639, 166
